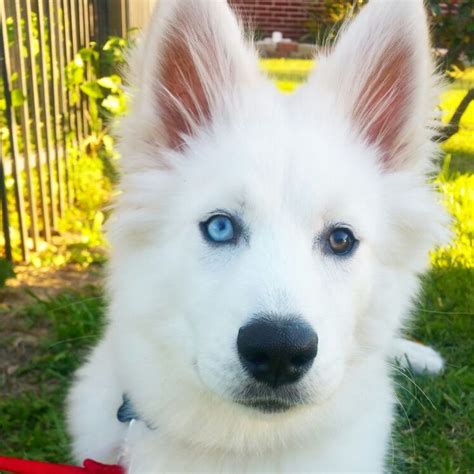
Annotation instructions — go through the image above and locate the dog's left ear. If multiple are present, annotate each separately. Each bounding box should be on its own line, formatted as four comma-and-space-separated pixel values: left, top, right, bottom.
135, 0, 258, 151
311, 0, 438, 171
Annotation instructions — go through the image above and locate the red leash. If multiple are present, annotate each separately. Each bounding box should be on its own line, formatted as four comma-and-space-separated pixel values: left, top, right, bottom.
0, 456, 124, 474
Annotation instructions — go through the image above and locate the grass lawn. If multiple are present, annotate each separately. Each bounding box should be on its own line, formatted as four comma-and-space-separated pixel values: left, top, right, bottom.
0, 62, 473, 472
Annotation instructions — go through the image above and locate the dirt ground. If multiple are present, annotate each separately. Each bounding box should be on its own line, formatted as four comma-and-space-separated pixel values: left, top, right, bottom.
0, 265, 103, 396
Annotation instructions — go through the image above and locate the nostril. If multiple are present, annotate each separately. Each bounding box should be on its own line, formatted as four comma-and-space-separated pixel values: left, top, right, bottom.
248, 352, 269, 367
290, 354, 311, 367
290, 347, 318, 367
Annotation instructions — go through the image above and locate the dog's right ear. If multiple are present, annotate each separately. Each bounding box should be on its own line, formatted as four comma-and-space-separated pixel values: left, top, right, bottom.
134, 0, 258, 151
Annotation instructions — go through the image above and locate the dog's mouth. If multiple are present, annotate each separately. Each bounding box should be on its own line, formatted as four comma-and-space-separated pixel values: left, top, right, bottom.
233, 382, 308, 413
237, 398, 295, 413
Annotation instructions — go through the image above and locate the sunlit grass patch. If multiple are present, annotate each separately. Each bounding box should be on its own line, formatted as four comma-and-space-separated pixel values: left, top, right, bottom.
260, 58, 315, 80
439, 89, 474, 130
260, 59, 315, 93
432, 170, 474, 269
443, 129, 474, 156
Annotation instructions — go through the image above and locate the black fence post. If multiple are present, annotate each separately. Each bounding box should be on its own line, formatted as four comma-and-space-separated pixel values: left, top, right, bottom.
1, 2, 28, 262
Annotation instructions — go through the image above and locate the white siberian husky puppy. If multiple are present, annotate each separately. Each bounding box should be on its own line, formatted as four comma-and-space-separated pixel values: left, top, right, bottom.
67, 0, 448, 472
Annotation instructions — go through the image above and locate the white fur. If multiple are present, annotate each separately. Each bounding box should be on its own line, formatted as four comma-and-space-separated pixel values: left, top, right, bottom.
67, 1, 448, 472
391, 338, 444, 374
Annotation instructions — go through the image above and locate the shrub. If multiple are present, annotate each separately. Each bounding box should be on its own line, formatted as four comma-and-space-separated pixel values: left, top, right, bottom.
0, 257, 15, 287
428, 0, 474, 70
303, 0, 366, 45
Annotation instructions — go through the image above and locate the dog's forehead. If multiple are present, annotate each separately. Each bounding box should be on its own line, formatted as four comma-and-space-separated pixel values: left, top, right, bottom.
179, 98, 381, 226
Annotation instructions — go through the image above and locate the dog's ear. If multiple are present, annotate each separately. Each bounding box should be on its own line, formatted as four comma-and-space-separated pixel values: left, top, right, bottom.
311, 0, 438, 171
136, 0, 258, 151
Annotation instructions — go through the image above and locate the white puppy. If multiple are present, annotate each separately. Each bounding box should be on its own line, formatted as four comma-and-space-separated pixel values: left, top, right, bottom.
67, 1, 447, 472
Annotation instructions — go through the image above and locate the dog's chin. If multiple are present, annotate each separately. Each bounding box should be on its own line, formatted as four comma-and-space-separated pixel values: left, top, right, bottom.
236, 398, 296, 413
231, 382, 309, 414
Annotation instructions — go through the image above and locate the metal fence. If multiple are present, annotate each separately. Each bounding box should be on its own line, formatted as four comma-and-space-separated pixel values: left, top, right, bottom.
3, 1, 469, 265
0, 0, 155, 263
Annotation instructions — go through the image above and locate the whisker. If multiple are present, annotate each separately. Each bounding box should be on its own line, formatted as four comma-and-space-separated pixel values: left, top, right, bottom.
390, 363, 436, 410
392, 380, 427, 411
393, 391, 417, 468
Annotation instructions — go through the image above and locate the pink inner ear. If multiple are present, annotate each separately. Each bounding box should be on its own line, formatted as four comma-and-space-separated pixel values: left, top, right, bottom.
353, 46, 414, 163
158, 22, 212, 150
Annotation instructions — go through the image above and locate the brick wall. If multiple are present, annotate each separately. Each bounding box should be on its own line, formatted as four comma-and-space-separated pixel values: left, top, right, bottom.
229, 0, 325, 41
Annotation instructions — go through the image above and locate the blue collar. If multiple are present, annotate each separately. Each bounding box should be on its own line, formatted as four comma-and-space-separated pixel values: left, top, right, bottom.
117, 393, 156, 430
117, 394, 138, 423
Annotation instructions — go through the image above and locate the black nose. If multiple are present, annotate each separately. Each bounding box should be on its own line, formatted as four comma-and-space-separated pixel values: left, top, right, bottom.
237, 316, 318, 388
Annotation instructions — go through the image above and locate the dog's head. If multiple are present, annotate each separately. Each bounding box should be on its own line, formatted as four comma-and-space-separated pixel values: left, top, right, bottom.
108, 0, 447, 452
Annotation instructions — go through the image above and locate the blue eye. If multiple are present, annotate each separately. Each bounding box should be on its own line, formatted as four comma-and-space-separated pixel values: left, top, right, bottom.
202, 215, 235, 243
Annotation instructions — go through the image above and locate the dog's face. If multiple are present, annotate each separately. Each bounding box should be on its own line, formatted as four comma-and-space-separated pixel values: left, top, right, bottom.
151, 115, 383, 411
108, 0, 445, 450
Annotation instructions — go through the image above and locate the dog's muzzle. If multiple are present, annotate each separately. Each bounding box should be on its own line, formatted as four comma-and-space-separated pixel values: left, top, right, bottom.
235, 315, 318, 412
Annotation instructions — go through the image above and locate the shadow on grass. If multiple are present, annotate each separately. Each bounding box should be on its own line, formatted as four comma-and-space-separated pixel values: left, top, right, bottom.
447, 151, 474, 174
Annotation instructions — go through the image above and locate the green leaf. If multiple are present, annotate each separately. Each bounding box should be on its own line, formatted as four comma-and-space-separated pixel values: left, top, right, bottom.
80, 82, 104, 99
73, 67, 84, 85
103, 134, 115, 153
103, 36, 126, 51
431, 4, 442, 15
69, 89, 79, 105
6, 17, 15, 46
101, 94, 124, 115
96, 75, 121, 91
11, 89, 26, 107
74, 55, 84, 68
79, 47, 99, 63
88, 99, 102, 132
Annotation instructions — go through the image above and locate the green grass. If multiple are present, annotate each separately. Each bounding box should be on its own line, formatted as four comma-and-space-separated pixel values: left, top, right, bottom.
393, 267, 474, 473
0, 289, 105, 463
0, 61, 472, 470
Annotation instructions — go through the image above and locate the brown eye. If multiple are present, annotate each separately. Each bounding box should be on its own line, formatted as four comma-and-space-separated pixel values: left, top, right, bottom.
328, 228, 356, 255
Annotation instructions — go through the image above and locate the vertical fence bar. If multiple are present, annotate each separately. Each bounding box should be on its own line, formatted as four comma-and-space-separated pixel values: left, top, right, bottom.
88, 0, 96, 43
47, 0, 65, 218
121, 0, 127, 37
13, 0, 39, 251
83, 0, 90, 51
56, 0, 73, 207
1, 1, 28, 261
77, 0, 88, 136
0, 3, 12, 261
69, 0, 83, 143
83, 0, 92, 146
37, 0, 58, 230
61, 0, 77, 150
62, 0, 78, 204
0, 147, 12, 261
24, 0, 51, 242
